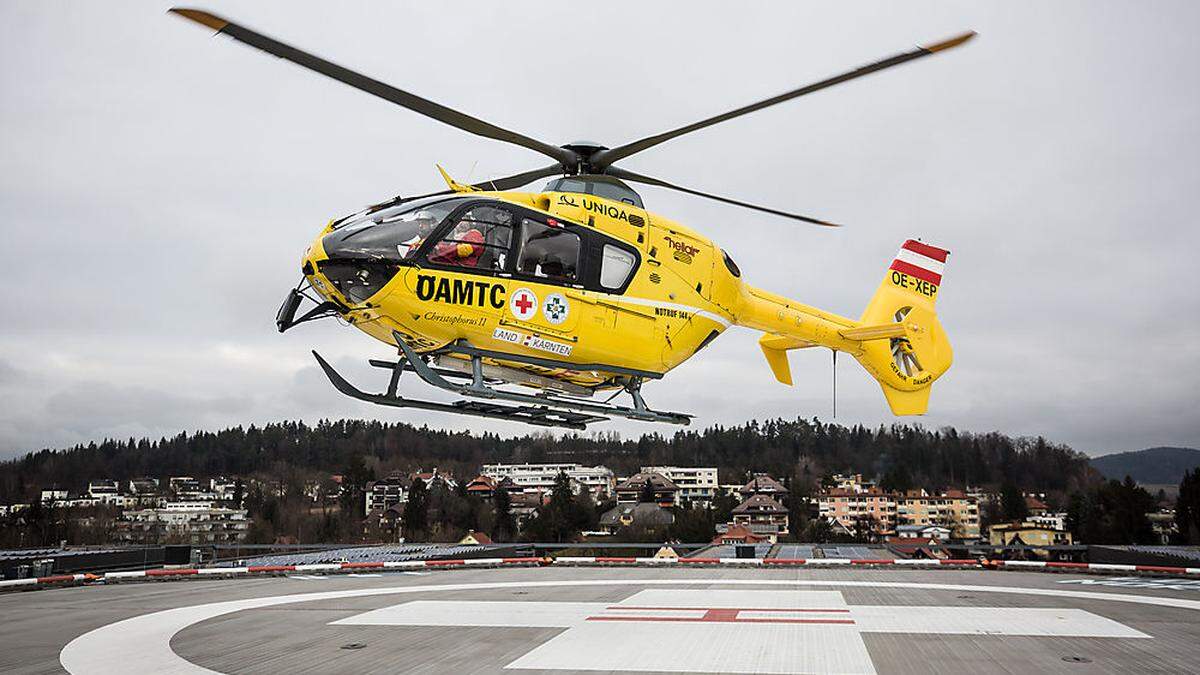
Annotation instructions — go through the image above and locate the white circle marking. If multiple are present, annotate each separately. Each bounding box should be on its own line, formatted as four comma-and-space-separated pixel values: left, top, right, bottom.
60, 577, 1200, 674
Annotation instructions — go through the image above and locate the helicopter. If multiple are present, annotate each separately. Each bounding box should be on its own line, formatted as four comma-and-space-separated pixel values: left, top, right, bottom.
172, 8, 968, 430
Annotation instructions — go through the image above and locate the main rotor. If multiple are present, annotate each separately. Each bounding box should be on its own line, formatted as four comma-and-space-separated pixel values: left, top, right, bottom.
170, 8, 975, 228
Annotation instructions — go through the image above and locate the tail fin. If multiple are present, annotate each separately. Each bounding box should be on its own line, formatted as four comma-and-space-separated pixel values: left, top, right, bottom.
851, 239, 953, 414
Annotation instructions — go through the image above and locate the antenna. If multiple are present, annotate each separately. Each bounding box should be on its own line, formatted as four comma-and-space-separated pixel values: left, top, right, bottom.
832, 349, 838, 418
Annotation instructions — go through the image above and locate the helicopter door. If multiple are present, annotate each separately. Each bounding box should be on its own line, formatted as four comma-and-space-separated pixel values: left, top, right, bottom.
404, 203, 517, 342
501, 216, 584, 347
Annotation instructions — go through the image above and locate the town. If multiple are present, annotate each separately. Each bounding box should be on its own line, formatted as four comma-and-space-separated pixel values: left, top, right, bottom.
1, 462, 1186, 559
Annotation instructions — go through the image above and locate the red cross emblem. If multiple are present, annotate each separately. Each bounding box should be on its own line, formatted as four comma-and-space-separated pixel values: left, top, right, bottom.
510, 288, 538, 320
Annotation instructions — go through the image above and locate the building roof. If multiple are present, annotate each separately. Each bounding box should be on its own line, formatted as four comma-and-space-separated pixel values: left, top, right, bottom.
599, 503, 675, 528
1025, 495, 1049, 511
616, 472, 677, 491
739, 474, 788, 495
459, 530, 493, 545
732, 494, 787, 515
713, 524, 767, 544
465, 475, 496, 491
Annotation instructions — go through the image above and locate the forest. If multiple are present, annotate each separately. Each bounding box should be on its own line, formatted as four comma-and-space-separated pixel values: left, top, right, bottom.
0, 417, 1100, 503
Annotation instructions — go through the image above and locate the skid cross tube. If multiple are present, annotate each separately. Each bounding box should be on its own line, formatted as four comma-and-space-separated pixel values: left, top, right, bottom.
309, 331, 692, 430
392, 332, 692, 426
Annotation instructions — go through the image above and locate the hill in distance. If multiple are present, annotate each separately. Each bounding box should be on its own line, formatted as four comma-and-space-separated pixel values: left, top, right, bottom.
1090, 446, 1200, 485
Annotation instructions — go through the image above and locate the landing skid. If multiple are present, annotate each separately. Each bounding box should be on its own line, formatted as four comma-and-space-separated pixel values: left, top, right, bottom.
312, 331, 692, 430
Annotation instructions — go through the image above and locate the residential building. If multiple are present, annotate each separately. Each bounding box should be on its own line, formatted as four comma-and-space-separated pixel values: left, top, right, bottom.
128, 478, 160, 496
460, 530, 494, 545
365, 474, 410, 517
87, 479, 119, 498
1025, 495, 1049, 516
410, 468, 457, 491
713, 524, 769, 545
615, 472, 677, 506
831, 473, 876, 494
898, 489, 980, 539
1029, 512, 1067, 532
640, 466, 718, 506
895, 524, 952, 541
40, 489, 68, 504
819, 488, 898, 536
739, 474, 789, 498
988, 521, 1073, 547
480, 463, 615, 498
465, 475, 498, 500
731, 494, 789, 539
116, 501, 249, 545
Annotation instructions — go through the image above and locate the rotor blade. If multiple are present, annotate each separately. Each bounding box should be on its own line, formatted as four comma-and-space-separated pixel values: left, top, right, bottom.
590, 31, 976, 169
169, 8, 576, 167
470, 164, 563, 191
605, 167, 839, 227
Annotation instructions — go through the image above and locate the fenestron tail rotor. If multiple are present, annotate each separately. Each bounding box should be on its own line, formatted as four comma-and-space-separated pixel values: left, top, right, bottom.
890, 307, 924, 377
170, 7, 975, 225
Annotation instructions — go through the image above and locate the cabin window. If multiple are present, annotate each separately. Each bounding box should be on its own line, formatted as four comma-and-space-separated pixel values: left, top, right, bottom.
599, 244, 636, 289
426, 205, 513, 271
516, 218, 580, 282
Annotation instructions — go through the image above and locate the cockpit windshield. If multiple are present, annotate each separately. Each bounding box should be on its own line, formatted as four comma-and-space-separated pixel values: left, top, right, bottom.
322, 197, 461, 262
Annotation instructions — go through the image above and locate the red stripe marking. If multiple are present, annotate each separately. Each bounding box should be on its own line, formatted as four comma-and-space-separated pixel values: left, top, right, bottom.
608, 606, 850, 613
763, 558, 806, 565
500, 557, 542, 564
1135, 565, 1189, 573
890, 259, 942, 285
902, 239, 949, 262
341, 562, 384, 569
851, 559, 896, 565
595, 557, 637, 563
147, 568, 198, 576
424, 559, 466, 567
1046, 562, 1089, 569
247, 565, 294, 573
588, 615, 854, 625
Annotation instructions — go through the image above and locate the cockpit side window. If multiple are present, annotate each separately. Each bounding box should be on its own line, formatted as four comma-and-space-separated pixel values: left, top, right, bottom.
516, 218, 581, 283
600, 244, 637, 289
426, 205, 515, 271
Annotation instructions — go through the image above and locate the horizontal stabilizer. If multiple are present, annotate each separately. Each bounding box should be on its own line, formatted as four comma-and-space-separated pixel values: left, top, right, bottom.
839, 323, 907, 341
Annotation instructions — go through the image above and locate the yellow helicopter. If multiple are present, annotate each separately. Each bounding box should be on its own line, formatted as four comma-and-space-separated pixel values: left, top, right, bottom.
172, 8, 969, 430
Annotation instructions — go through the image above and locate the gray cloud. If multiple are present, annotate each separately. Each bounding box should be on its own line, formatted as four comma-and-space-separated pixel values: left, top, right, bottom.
1, 1, 1198, 459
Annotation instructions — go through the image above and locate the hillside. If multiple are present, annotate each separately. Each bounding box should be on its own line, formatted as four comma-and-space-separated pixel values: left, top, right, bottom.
0, 418, 1100, 503
1090, 446, 1200, 485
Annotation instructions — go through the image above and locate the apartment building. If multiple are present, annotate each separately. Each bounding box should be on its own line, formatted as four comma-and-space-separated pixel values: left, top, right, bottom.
480, 463, 615, 498
640, 466, 718, 506
117, 500, 248, 545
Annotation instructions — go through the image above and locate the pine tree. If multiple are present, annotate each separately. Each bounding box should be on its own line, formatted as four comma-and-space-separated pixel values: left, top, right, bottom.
402, 478, 428, 541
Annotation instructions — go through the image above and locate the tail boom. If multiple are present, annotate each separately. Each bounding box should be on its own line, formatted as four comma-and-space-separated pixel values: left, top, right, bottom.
737, 239, 953, 415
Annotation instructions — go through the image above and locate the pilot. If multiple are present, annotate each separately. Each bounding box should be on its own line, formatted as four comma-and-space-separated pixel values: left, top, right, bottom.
429, 221, 484, 267
398, 209, 441, 258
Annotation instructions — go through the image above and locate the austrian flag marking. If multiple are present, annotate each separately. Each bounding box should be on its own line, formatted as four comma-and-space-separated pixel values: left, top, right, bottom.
890, 239, 949, 286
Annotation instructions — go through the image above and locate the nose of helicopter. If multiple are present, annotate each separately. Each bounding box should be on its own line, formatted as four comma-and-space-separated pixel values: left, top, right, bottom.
295, 225, 403, 306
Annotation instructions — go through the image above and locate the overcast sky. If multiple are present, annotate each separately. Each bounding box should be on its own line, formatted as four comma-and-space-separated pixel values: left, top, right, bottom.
1, 1, 1197, 461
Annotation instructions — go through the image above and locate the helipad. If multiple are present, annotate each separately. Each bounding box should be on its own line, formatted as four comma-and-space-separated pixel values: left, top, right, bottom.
3, 567, 1199, 674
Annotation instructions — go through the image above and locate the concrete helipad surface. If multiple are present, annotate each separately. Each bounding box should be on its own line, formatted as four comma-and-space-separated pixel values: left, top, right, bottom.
3, 567, 1199, 674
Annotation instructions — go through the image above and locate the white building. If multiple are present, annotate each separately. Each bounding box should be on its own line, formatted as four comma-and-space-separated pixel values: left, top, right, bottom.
640, 466, 719, 506
117, 500, 248, 545
1029, 512, 1067, 532
365, 475, 409, 517
87, 479, 119, 498
480, 463, 615, 498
